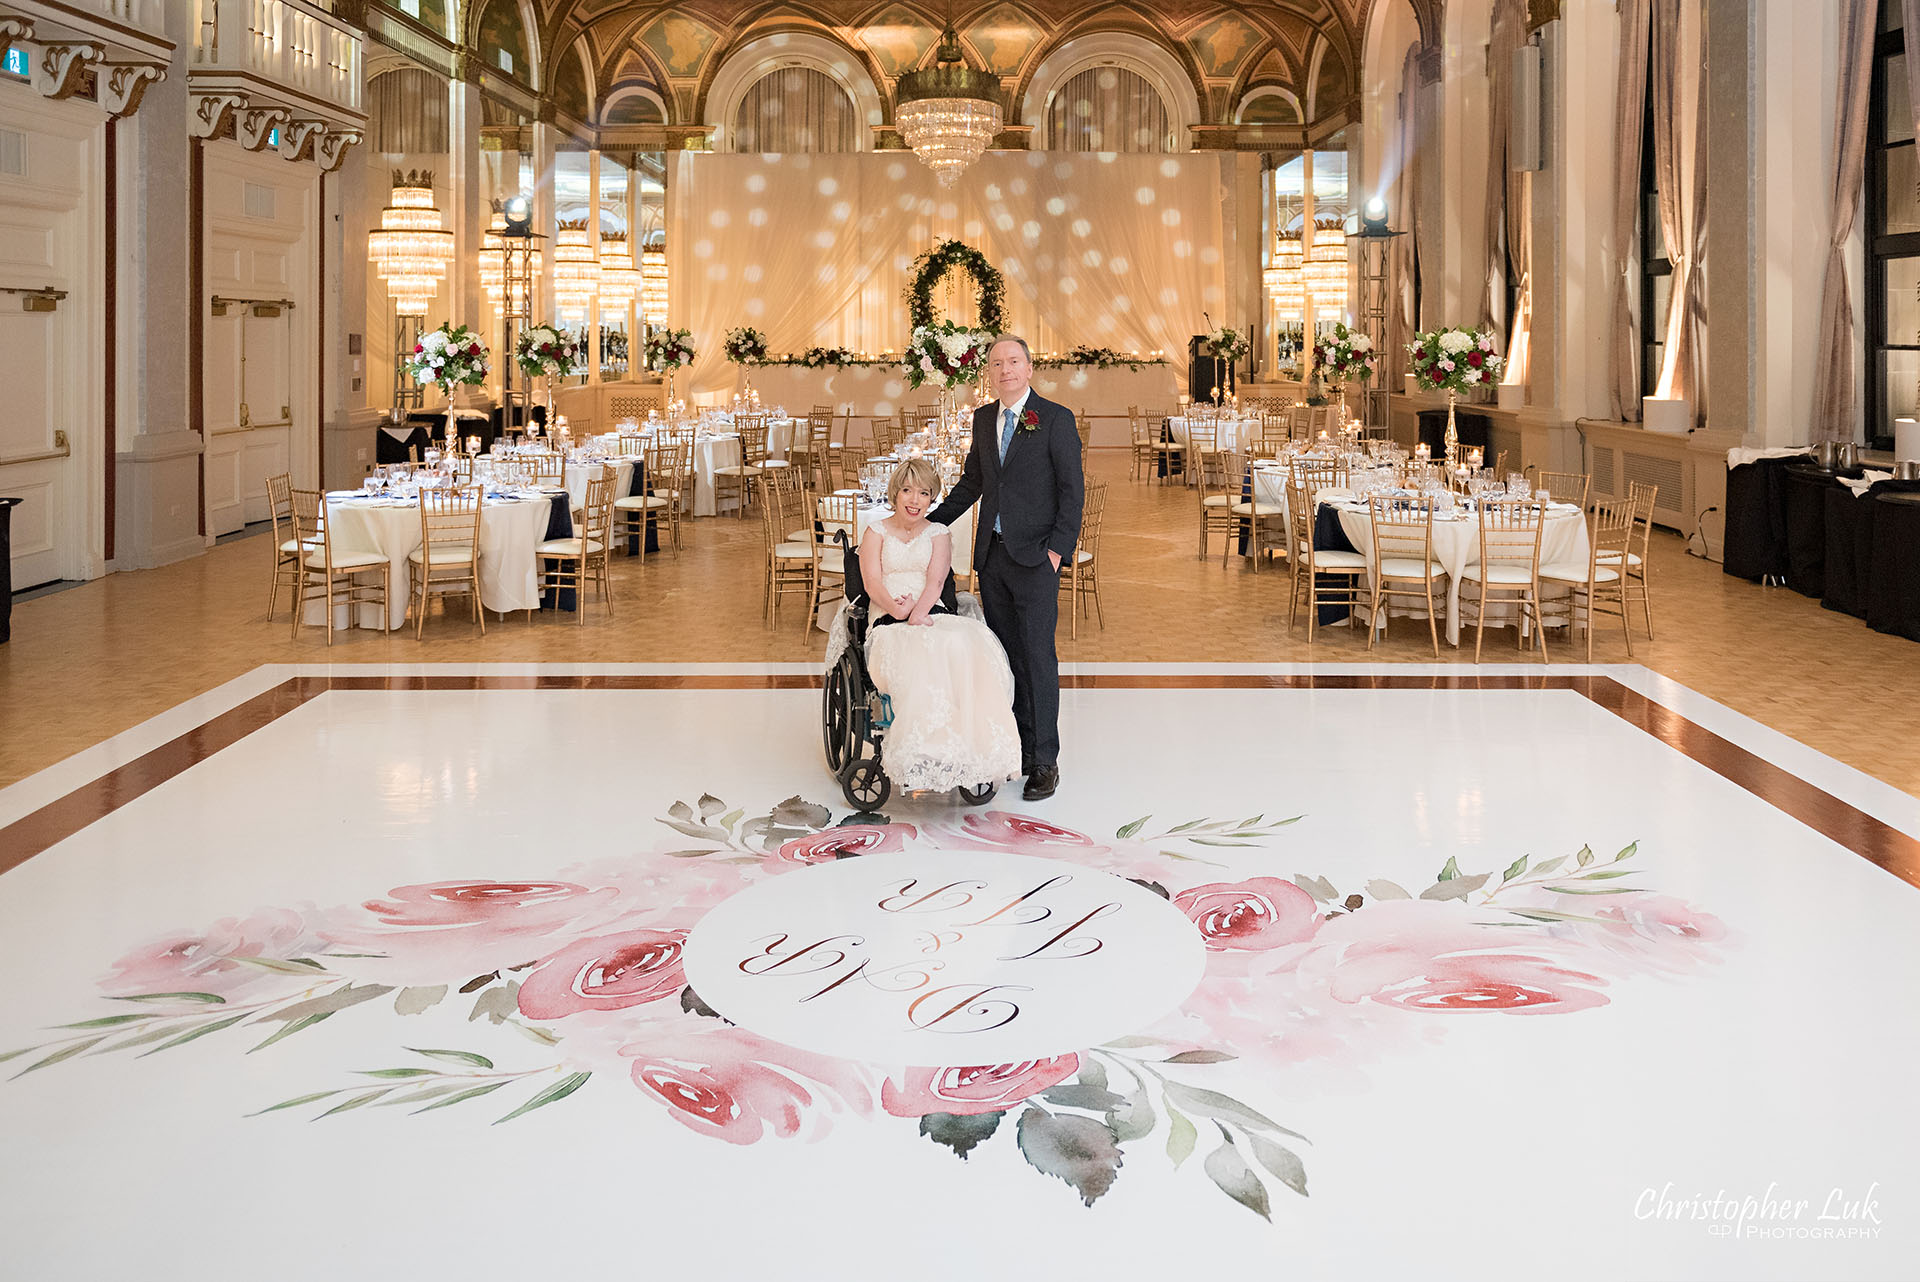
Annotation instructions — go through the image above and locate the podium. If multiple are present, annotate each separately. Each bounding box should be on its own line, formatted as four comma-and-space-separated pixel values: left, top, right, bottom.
1188, 336, 1235, 402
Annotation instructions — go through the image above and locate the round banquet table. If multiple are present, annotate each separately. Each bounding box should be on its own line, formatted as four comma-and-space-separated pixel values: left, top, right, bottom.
593, 418, 793, 518
1167, 415, 1263, 454
560, 457, 635, 511
311, 492, 556, 630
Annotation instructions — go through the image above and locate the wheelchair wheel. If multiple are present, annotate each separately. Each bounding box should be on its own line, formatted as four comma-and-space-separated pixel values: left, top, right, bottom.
839, 757, 891, 811
956, 782, 997, 806
823, 654, 853, 772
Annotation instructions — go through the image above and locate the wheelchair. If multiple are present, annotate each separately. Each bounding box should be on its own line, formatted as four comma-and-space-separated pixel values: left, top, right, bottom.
822, 529, 998, 812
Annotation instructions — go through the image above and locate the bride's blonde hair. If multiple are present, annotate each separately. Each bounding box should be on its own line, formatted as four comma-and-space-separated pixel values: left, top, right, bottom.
886, 456, 942, 507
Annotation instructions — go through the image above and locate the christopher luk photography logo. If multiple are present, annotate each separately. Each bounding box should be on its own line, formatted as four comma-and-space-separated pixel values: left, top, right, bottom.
1635, 1182, 1886, 1241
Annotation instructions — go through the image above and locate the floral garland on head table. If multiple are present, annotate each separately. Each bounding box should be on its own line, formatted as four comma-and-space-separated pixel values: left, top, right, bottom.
905, 239, 1006, 337
723, 326, 769, 364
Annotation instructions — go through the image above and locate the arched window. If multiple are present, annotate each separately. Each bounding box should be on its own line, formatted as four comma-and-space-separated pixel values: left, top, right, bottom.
1045, 65, 1170, 152
733, 68, 858, 153
476, 0, 531, 83
1237, 90, 1300, 126
367, 67, 450, 154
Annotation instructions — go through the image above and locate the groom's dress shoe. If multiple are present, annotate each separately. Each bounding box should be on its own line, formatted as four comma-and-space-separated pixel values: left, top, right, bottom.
1023, 765, 1059, 801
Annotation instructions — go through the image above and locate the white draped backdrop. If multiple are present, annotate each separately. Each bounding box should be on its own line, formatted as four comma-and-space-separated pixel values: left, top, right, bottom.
667, 151, 1240, 400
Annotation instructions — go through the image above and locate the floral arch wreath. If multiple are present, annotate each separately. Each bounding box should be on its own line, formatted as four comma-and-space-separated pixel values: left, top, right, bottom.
905, 238, 1007, 337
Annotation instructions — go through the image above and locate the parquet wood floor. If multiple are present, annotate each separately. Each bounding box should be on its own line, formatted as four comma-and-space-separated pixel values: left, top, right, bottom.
4, 452, 1916, 799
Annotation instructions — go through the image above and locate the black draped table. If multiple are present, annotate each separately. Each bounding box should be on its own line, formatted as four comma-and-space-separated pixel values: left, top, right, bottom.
1722, 453, 1809, 583
1866, 490, 1920, 642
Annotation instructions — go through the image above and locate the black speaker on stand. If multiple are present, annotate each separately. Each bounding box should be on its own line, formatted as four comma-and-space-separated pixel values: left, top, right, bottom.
1188, 335, 1235, 403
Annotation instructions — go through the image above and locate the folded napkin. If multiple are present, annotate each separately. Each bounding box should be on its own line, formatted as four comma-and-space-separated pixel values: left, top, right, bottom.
1840, 469, 1892, 497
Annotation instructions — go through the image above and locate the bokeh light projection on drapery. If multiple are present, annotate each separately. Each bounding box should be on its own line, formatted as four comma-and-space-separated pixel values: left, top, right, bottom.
893, 22, 1004, 188
666, 151, 1233, 400
551, 221, 601, 319
367, 171, 454, 317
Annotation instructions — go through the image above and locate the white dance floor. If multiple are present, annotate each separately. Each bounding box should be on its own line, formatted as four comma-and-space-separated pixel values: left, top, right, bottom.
1, 664, 1914, 1280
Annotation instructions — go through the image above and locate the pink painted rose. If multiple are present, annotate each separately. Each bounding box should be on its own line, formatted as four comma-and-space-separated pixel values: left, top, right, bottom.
360, 880, 610, 928
772, 823, 917, 868
949, 812, 1098, 852
880, 1056, 1079, 1117
1583, 893, 1729, 974
101, 907, 338, 998
517, 928, 687, 1020
625, 1027, 873, 1144
1174, 878, 1321, 952
324, 879, 623, 986
1335, 952, 1610, 1014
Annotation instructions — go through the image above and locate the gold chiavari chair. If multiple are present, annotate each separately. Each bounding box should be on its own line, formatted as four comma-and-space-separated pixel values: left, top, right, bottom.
538, 468, 615, 625
289, 487, 390, 645
1493, 449, 1510, 478
409, 483, 486, 639
797, 408, 834, 492
1182, 418, 1218, 488
1366, 493, 1445, 656
1195, 440, 1237, 559
450, 454, 475, 484
527, 452, 566, 488
615, 434, 647, 456
1256, 415, 1290, 459
1287, 404, 1315, 442
1294, 457, 1350, 497
1285, 477, 1368, 642
1537, 469, 1591, 510
1075, 410, 1093, 451
264, 472, 307, 621
660, 434, 697, 547
1149, 407, 1184, 483
1542, 497, 1635, 661
1459, 498, 1548, 662
1226, 452, 1285, 571
1604, 478, 1658, 638
714, 416, 769, 517
757, 413, 796, 485
614, 440, 679, 561
811, 491, 854, 627
761, 467, 815, 625
1059, 480, 1107, 636
1128, 407, 1157, 482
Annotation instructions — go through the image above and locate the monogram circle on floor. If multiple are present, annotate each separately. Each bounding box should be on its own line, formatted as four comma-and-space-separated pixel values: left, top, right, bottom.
682, 850, 1206, 1064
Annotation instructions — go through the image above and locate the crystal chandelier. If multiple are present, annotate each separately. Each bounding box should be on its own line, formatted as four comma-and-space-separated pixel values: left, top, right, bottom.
639, 246, 668, 325
551, 220, 601, 316
1263, 232, 1305, 322
894, 19, 1003, 188
367, 170, 453, 316
598, 233, 640, 307
1304, 218, 1349, 314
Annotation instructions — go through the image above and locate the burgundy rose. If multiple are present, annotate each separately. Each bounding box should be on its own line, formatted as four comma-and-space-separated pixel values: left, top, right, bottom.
1174, 877, 1320, 952
773, 823, 917, 867
1468, 351, 1484, 368
517, 928, 687, 1020
880, 1056, 1079, 1117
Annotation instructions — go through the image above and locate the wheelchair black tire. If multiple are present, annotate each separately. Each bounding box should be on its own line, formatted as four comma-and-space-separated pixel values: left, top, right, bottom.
838, 757, 891, 811
823, 654, 853, 772
957, 782, 997, 806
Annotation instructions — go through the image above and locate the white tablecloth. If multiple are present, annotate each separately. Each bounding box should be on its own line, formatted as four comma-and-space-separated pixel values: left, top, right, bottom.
594, 420, 792, 516
1167, 415, 1264, 453
561, 457, 635, 510
310, 493, 556, 630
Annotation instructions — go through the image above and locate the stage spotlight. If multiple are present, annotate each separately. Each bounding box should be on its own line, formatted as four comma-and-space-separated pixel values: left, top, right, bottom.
503, 194, 532, 237
1362, 196, 1390, 234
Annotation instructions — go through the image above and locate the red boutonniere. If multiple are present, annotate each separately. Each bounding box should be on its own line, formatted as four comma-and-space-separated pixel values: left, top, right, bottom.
1019, 408, 1041, 433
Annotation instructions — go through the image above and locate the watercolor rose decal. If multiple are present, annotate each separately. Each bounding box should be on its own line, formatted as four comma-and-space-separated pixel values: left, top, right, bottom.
2, 794, 1727, 1223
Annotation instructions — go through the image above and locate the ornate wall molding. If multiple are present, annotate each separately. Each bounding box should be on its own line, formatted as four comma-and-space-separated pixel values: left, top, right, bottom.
316, 128, 360, 172
0, 14, 33, 61
100, 61, 164, 116
34, 39, 105, 99
191, 90, 248, 139
276, 117, 325, 161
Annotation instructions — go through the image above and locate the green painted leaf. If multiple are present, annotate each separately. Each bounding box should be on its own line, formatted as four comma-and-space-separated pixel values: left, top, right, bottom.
1501, 856, 1529, 882
1041, 1084, 1126, 1112
493, 1071, 591, 1124
94, 1021, 201, 1054
413, 1080, 509, 1114
316, 1088, 390, 1119
1107, 1084, 1156, 1143
376, 1082, 473, 1108
1165, 1106, 1198, 1168
697, 793, 726, 819
468, 983, 520, 1025
0, 1046, 40, 1064
1438, 856, 1461, 881
1291, 874, 1338, 902
1163, 1082, 1309, 1141
109, 991, 226, 1005
1158, 850, 1225, 865
1166, 819, 1206, 833
1615, 841, 1639, 861
12, 1036, 107, 1077
135, 1012, 248, 1056
1247, 1133, 1309, 1197
1076, 1059, 1109, 1092
1188, 838, 1263, 848
1530, 856, 1567, 877
1577, 868, 1637, 880
1420, 872, 1492, 901
1203, 1138, 1271, 1221
716, 809, 745, 832
233, 956, 328, 975
393, 985, 447, 1016
259, 983, 393, 1024
1015, 1107, 1124, 1207
247, 1090, 344, 1117
356, 1067, 438, 1079
918, 1109, 1004, 1160
1364, 879, 1412, 901
55, 1013, 158, 1029
668, 800, 694, 822
1115, 815, 1150, 839
1546, 884, 1641, 895
1099, 1035, 1167, 1049
408, 1047, 495, 1070
1163, 1049, 1236, 1065
249, 1011, 332, 1053
1576, 844, 1595, 867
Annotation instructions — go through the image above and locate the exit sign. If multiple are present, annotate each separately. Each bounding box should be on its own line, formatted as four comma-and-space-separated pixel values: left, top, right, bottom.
2, 47, 28, 79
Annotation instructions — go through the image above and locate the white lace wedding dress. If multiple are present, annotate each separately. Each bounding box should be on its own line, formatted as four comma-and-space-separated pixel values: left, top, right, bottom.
864, 523, 1022, 792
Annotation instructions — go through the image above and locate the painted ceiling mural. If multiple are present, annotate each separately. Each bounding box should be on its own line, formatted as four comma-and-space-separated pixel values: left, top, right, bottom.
377, 0, 1442, 133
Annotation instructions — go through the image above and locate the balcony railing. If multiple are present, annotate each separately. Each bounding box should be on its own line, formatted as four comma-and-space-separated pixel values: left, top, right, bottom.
193, 0, 363, 121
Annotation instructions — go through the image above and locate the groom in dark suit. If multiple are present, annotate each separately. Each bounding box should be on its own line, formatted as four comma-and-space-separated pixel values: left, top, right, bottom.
929, 335, 1085, 801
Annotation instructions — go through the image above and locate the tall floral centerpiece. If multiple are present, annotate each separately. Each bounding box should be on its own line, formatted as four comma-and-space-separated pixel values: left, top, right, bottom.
905, 321, 994, 423
724, 326, 768, 404
406, 323, 491, 451
1312, 322, 1376, 425
1406, 326, 1504, 465
645, 327, 695, 403
1203, 327, 1249, 403
513, 323, 585, 435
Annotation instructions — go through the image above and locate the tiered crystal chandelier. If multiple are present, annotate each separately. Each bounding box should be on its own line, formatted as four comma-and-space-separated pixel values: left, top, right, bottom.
893, 18, 1003, 188
367, 171, 453, 316
1304, 218, 1349, 314
598, 233, 641, 308
1263, 231, 1305, 323
639, 246, 668, 325
551, 220, 601, 316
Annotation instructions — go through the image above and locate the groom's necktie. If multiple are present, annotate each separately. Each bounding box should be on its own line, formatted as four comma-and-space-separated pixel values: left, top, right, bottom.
995, 407, 1018, 536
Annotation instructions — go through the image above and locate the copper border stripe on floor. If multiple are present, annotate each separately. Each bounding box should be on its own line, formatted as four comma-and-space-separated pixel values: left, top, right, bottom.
2, 673, 1914, 890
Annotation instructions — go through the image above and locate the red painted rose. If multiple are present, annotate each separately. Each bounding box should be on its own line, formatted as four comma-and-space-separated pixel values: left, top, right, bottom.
957, 812, 1094, 850
362, 880, 597, 927
773, 823, 917, 867
626, 1027, 873, 1144
880, 1056, 1079, 1117
1357, 953, 1609, 1015
1174, 877, 1321, 952
517, 928, 687, 1020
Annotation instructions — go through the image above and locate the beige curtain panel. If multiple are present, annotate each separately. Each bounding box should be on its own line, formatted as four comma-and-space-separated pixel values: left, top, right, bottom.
1481, 0, 1525, 333
1649, 0, 1707, 418
1609, 0, 1650, 421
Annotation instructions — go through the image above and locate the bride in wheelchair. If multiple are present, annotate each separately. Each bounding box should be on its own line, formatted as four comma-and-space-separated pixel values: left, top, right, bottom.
823, 457, 1022, 805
